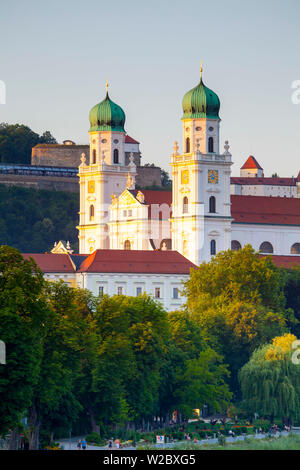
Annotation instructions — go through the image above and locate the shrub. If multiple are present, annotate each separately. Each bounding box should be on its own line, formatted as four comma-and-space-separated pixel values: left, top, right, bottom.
86, 432, 105, 445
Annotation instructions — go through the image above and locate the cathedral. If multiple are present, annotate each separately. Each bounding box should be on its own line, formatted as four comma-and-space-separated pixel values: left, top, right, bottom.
23, 70, 300, 311
77, 72, 300, 266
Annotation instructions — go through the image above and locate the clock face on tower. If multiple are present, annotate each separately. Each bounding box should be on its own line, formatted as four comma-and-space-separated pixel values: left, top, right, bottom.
181, 170, 189, 185
208, 170, 218, 184
88, 180, 95, 193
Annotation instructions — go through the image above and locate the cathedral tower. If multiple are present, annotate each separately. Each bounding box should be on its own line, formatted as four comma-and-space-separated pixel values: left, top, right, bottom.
77, 84, 136, 253
170, 68, 232, 265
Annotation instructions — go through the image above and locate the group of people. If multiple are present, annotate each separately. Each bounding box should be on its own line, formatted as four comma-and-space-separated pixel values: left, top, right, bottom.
77, 438, 87, 450
107, 438, 121, 449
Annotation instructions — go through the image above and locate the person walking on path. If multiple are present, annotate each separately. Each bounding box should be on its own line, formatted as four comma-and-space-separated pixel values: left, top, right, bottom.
82, 438, 87, 450
77, 439, 82, 450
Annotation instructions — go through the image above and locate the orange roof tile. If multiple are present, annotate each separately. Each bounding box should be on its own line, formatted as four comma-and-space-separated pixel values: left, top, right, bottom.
78, 249, 196, 274
241, 156, 263, 170
231, 195, 300, 225
22, 253, 75, 273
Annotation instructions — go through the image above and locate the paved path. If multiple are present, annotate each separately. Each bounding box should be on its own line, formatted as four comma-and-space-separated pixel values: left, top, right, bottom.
59, 430, 294, 450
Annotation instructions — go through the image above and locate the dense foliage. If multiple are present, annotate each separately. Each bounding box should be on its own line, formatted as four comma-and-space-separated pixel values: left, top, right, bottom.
0, 246, 231, 449
0, 123, 56, 164
0, 186, 78, 253
240, 334, 300, 424
1, 244, 300, 449
183, 245, 290, 394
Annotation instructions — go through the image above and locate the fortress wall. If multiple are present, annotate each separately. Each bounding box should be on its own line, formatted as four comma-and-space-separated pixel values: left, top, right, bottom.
31, 145, 89, 167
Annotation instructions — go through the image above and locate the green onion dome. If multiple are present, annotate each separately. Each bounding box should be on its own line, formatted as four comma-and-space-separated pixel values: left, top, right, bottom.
182, 78, 220, 120
89, 91, 126, 132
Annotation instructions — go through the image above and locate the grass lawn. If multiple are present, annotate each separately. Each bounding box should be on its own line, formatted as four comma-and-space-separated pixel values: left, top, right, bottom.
142, 433, 300, 450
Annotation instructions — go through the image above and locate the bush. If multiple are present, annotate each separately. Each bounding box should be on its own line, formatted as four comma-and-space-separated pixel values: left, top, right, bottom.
217, 434, 226, 446
86, 432, 105, 445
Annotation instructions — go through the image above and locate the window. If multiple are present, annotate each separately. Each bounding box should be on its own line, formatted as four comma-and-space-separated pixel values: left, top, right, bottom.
113, 149, 119, 164
208, 137, 214, 153
259, 241, 273, 254
183, 196, 189, 214
291, 243, 300, 254
124, 240, 131, 250
231, 240, 242, 251
92, 149, 96, 164
173, 287, 179, 299
123, 210, 127, 217
136, 287, 142, 296
117, 286, 123, 295
210, 239, 216, 255
89, 205, 94, 221
209, 196, 216, 213
99, 286, 104, 297
155, 287, 161, 298
128, 210, 132, 217
186, 137, 190, 153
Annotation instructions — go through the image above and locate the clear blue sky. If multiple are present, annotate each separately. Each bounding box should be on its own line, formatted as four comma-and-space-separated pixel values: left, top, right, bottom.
1, 0, 300, 177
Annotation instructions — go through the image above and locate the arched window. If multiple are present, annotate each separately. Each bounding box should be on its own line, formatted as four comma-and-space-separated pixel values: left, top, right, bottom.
92, 149, 96, 164
209, 196, 216, 213
89, 205, 94, 221
291, 243, 300, 254
186, 137, 190, 153
259, 241, 273, 254
113, 149, 119, 164
124, 240, 131, 250
210, 239, 216, 255
160, 239, 172, 251
231, 240, 242, 251
183, 196, 189, 213
208, 137, 214, 153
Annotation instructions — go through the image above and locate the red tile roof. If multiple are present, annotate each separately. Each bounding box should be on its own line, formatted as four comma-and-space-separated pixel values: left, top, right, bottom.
22, 253, 75, 273
125, 135, 139, 144
241, 156, 263, 170
231, 177, 296, 186
260, 255, 300, 268
231, 195, 300, 225
130, 190, 172, 219
78, 249, 196, 274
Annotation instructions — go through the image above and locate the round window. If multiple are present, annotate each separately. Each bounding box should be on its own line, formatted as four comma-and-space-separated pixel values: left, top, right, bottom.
195, 127, 202, 131
101, 139, 107, 143
113, 139, 119, 144
209, 127, 214, 132
186, 127, 190, 132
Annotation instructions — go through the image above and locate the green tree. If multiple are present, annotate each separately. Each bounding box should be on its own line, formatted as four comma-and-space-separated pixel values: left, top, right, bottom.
174, 348, 232, 417
0, 246, 47, 438
184, 245, 286, 313
159, 310, 231, 420
239, 334, 300, 424
0, 123, 56, 164
27, 281, 95, 449
183, 246, 288, 395
90, 294, 170, 428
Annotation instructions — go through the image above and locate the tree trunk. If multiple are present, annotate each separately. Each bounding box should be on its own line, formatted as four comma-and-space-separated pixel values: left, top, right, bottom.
28, 402, 41, 450
8, 429, 19, 450
89, 405, 100, 433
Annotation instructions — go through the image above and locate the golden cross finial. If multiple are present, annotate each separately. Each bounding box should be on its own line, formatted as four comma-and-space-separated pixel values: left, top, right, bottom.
106, 80, 109, 93
200, 61, 203, 80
